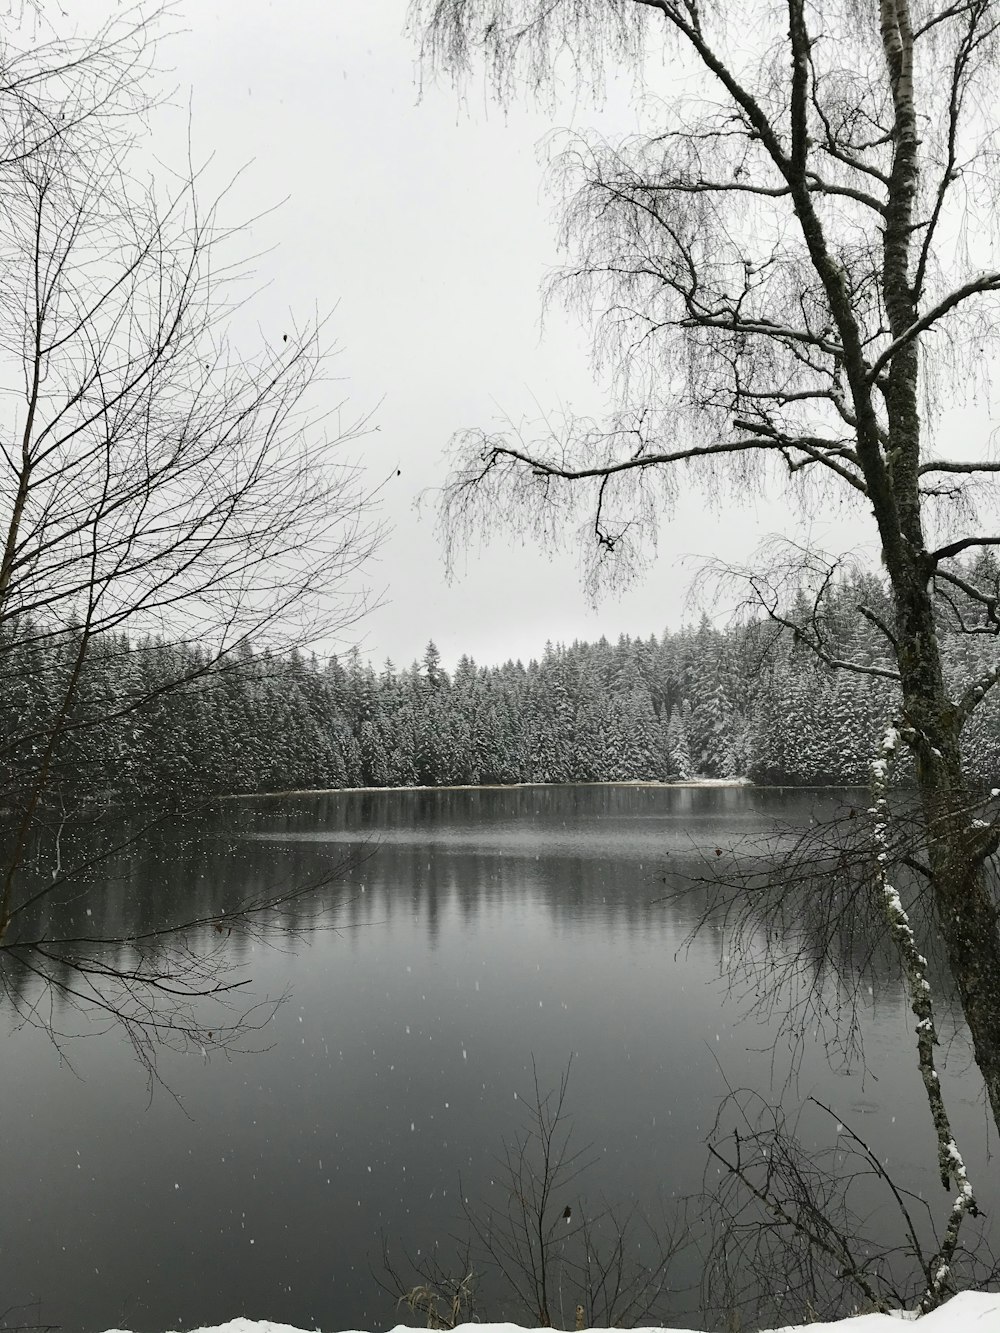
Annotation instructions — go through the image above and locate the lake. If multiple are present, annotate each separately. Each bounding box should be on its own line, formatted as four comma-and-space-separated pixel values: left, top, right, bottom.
0, 785, 992, 1333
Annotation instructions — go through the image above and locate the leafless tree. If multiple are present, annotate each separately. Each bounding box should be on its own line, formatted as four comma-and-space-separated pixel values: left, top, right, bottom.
0, 5, 378, 1056
0, 2, 159, 171
411, 0, 1000, 1147
699, 1088, 1000, 1328
381, 1063, 685, 1329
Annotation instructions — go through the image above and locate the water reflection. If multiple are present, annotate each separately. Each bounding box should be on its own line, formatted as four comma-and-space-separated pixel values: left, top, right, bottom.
0, 786, 989, 1333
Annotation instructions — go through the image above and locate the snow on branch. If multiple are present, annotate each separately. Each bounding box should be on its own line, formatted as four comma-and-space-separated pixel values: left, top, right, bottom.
955, 661, 1000, 726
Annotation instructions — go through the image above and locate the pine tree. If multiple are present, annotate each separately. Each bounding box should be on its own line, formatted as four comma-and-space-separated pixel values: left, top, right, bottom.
665, 703, 693, 779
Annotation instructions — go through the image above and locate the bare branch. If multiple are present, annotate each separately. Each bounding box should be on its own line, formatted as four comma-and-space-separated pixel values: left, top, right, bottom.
866, 272, 1000, 384
930, 536, 1000, 564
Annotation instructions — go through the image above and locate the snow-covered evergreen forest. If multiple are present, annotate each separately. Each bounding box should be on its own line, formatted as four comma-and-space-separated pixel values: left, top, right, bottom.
6, 562, 1000, 802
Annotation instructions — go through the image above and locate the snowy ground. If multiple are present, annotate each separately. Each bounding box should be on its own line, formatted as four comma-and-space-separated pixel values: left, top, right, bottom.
100, 1289, 1000, 1333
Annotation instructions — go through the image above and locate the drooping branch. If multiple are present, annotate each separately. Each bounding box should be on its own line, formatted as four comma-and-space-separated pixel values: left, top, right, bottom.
933, 566, 1000, 634
911, 0, 995, 299
743, 569, 901, 681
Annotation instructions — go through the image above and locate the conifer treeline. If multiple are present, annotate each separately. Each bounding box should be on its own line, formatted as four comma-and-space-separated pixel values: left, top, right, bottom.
4, 564, 1000, 803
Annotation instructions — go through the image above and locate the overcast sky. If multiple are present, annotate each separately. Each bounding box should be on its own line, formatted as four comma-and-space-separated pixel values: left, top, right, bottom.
158, 1, 870, 669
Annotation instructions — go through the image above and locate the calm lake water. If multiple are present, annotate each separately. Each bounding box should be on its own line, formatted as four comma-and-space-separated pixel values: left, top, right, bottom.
0, 786, 992, 1332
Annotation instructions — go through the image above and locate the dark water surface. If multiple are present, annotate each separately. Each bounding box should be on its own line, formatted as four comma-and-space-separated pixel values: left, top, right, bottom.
0, 786, 990, 1332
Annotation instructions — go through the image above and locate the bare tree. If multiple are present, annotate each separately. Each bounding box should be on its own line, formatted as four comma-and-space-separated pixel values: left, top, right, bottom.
700, 1089, 1000, 1327
0, 3, 159, 171
381, 1063, 684, 1329
410, 0, 1000, 1140
0, 5, 378, 1055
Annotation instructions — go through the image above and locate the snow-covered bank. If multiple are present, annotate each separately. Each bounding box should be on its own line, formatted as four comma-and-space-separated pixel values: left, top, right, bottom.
227, 778, 757, 798
100, 1289, 1000, 1333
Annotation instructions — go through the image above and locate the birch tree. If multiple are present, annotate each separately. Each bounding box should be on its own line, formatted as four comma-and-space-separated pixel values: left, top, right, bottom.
412, 0, 1000, 1136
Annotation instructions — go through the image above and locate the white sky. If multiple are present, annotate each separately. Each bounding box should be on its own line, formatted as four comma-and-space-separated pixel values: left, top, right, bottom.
154, 0, 874, 669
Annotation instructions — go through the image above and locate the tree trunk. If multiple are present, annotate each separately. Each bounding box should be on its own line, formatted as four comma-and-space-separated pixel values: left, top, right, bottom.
893, 566, 1000, 1133
872, 0, 1000, 1135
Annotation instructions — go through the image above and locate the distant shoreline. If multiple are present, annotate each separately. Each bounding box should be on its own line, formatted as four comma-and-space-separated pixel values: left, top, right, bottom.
221, 780, 882, 801
225, 778, 762, 800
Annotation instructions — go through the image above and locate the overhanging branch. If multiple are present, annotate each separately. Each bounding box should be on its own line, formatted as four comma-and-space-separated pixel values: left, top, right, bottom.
929, 536, 1000, 564
472, 432, 849, 484
866, 272, 1000, 384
